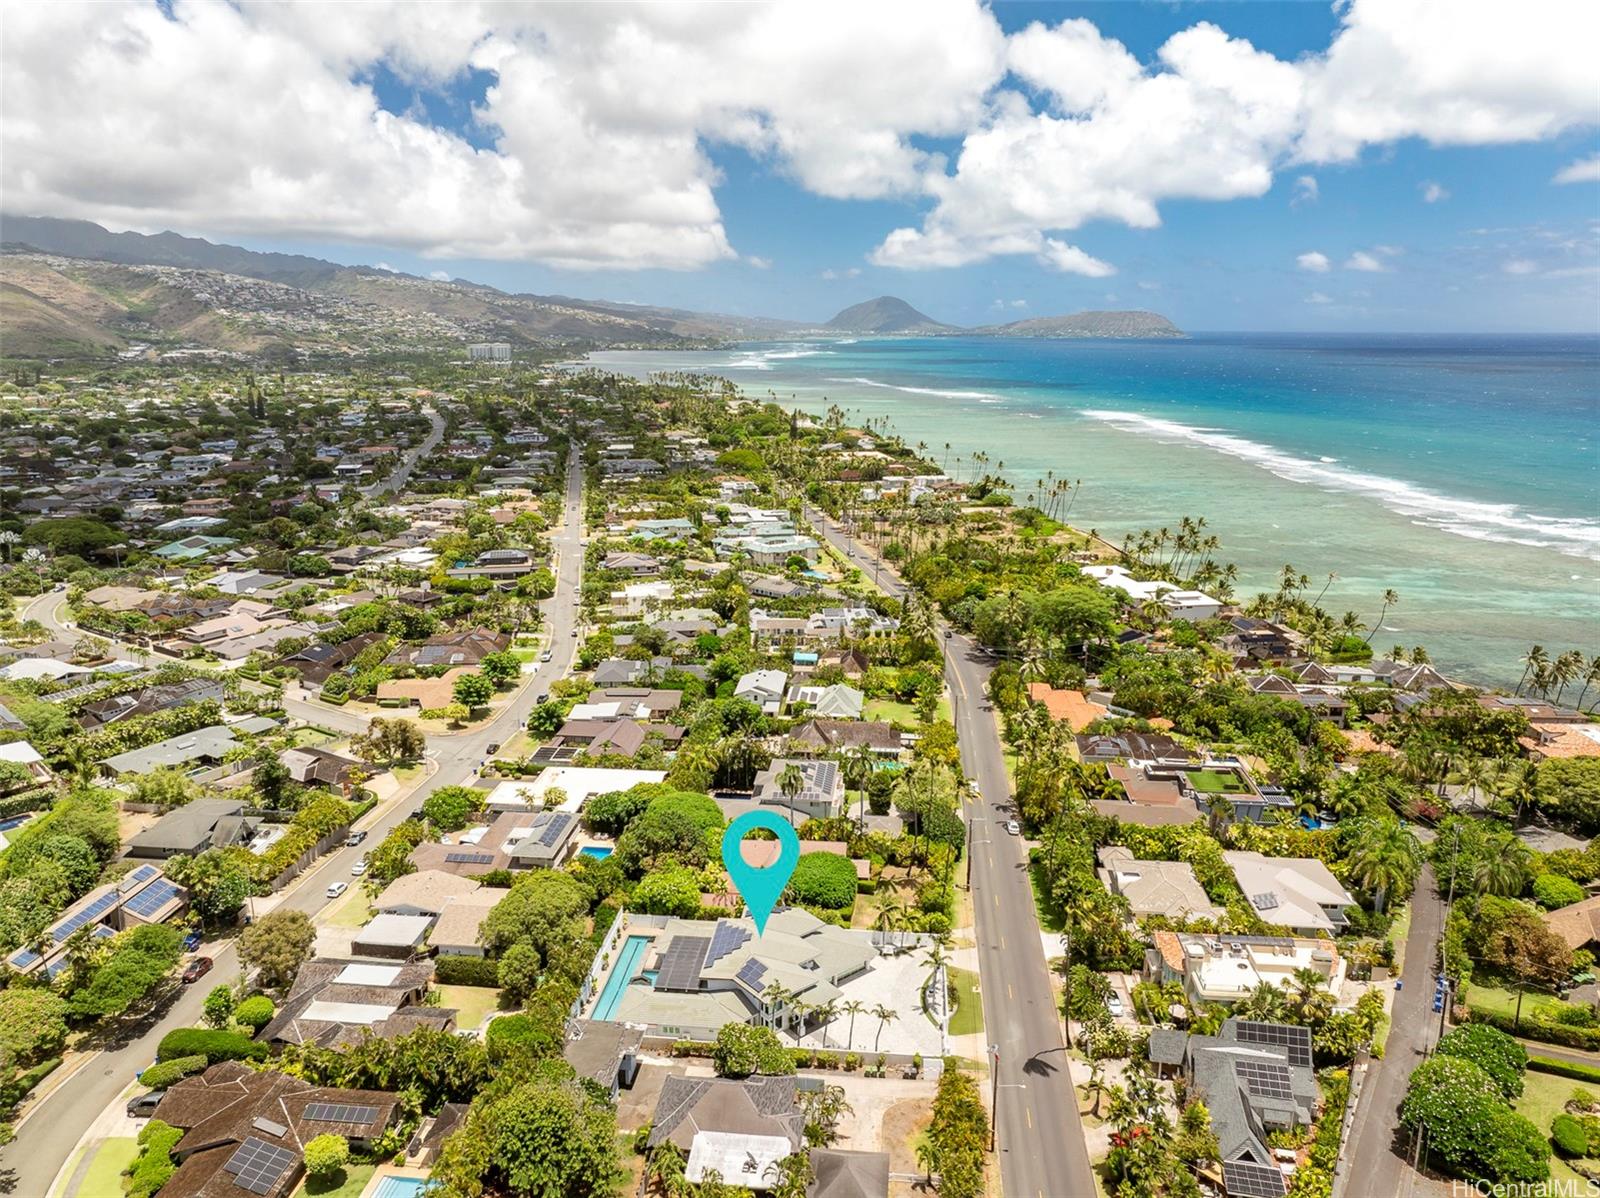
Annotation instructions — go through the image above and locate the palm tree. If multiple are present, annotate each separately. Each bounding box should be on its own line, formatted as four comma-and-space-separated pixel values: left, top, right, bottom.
1085, 1057, 1108, 1117
1475, 837, 1534, 897
874, 887, 905, 953
1456, 755, 1490, 811
1517, 645, 1549, 697
841, 999, 866, 1050
915, 1138, 937, 1187
1552, 649, 1585, 706
0, 529, 18, 563
1365, 588, 1399, 644
777, 762, 805, 828
871, 1003, 897, 1052
1575, 655, 1600, 713
1346, 817, 1421, 912
812, 1000, 838, 1049
647, 1141, 686, 1196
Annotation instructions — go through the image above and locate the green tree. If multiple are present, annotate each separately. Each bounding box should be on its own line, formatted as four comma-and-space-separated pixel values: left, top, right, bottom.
302, 1133, 349, 1180
1435, 1024, 1527, 1098
1344, 816, 1421, 912
164, 848, 254, 923
67, 924, 184, 1019
480, 650, 522, 687
787, 852, 858, 910
423, 785, 485, 832
0, 988, 69, 1071
480, 871, 590, 971
1400, 1055, 1549, 1184
239, 909, 316, 989
453, 672, 494, 710
712, 1024, 795, 1078
631, 865, 703, 919
203, 984, 236, 1029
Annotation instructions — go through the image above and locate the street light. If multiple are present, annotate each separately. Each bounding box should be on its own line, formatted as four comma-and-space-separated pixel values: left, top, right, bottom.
988, 1042, 1001, 1152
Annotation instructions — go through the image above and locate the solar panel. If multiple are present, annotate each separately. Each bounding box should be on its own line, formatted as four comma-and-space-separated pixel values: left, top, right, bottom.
656, 935, 710, 992
444, 852, 495, 865
123, 865, 161, 887
1233, 1021, 1313, 1070
53, 892, 120, 941
1250, 892, 1280, 911
735, 958, 769, 993
538, 813, 573, 846
303, 1102, 379, 1124
1222, 1159, 1287, 1198
8, 948, 40, 969
125, 879, 184, 918
706, 920, 752, 967
1235, 1060, 1294, 1101
251, 1117, 288, 1138
224, 1137, 298, 1196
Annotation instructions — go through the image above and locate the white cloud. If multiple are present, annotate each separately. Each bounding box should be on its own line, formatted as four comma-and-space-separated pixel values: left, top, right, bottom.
428, 269, 452, 281
1305, 291, 1333, 304
374, 262, 397, 273
1297, 251, 1331, 272
1291, 175, 1319, 206
746, 255, 772, 269
4, 0, 1596, 274
1137, 280, 1161, 291
1421, 181, 1449, 203
1553, 154, 1600, 184
820, 267, 862, 281
1502, 258, 1539, 275
1345, 250, 1389, 272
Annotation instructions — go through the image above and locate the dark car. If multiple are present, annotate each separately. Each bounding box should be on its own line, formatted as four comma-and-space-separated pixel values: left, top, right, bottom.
181, 956, 213, 984
486, 743, 500, 755
182, 931, 203, 953
345, 829, 368, 847
127, 1090, 166, 1118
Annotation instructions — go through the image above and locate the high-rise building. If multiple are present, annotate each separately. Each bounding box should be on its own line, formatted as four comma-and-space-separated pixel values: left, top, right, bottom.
467, 342, 512, 363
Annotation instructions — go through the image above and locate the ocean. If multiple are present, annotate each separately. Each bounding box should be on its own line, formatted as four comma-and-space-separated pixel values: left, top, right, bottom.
587, 334, 1600, 689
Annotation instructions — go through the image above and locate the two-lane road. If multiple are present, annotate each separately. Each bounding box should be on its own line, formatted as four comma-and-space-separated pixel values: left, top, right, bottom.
5, 448, 586, 1198
804, 507, 1097, 1198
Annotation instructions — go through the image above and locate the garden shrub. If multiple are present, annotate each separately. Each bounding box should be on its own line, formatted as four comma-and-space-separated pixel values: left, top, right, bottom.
138, 1054, 208, 1090
434, 956, 501, 987
233, 995, 275, 1031
156, 1028, 268, 1064
1552, 1114, 1589, 1158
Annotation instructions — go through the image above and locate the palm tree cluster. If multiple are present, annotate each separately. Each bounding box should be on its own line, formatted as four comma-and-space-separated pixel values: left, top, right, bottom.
1517, 645, 1600, 710
1119, 516, 1238, 601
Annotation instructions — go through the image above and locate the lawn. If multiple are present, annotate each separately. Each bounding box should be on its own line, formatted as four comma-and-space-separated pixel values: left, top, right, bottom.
75, 1136, 138, 1198
324, 889, 374, 929
1029, 859, 1067, 933
1513, 1070, 1600, 1186
864, 698, 951, 726
1467, 981, 1570, 1025
302, 1161, 377, 1198
437, 983, 506, 1032
948, 966, 984, 1036
289, 726, 340, 748
1186, 769, 1249, 794
1388, 902, 1412, 977
391, 764, 425, 785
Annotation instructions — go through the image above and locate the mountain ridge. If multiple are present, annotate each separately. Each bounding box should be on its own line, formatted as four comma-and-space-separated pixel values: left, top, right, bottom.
825, 295, 952, 334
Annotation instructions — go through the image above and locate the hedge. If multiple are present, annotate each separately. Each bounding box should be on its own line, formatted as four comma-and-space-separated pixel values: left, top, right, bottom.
1553, 1114, 1589, 1157
0, 789, 55, 819
0, 1056, 60, 1107
435, 956, 500, 987
156, 1028, 269, 1064
1528, 1055, 1600, 1084
138, 1054, 208, 1090
233, 995, 275, 1031
1467, 1007, 1600, 1051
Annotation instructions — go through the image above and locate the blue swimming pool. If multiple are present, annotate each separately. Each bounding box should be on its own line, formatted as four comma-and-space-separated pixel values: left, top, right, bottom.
578, 845, 613, 860
593, 934, 651, 1021
371, 1177, 434, 1198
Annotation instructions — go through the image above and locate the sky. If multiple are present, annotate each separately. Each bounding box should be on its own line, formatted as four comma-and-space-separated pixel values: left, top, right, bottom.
3, 0, 1598, 332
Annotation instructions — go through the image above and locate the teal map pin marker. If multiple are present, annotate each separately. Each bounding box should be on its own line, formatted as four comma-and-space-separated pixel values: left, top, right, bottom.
722, 810, 800, 935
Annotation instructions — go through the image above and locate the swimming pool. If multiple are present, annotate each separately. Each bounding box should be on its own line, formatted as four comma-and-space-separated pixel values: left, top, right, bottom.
371, 1177, 434, 1198
578, 845, 613, 860
592, 934, 651, 1021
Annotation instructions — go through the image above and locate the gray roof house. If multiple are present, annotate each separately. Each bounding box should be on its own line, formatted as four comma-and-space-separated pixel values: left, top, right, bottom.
100, 724, 245, 778
1223, 851, 1356, 934
1097, 847, 1225, 922
127, 798, 256, 860
751, 759, 846, 822
646, 1075, 804, 1153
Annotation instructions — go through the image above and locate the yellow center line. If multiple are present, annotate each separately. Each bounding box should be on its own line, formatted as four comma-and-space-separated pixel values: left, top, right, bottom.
1007, 983, 1014, 1000
1026, 1108, 1033, 1131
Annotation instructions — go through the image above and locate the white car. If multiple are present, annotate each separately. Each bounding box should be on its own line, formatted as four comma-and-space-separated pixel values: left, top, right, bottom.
351, 859, 367, 876
1107, 994, 1125, 1018
539, 650, 552, 662
1004, 820, 1021, 836
326, 881, 348, 899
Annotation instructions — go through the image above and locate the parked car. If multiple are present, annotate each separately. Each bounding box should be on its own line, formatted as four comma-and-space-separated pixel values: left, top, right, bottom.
486, 743, 500, 755
182, 931, 203, 953
351, 858, 368, 876
326, 881, 348, 899
127, 1090, 166, 1118
345, 830, 367, 847
539, 650, 552, 662
1107, 994, 1125, 1018
1004, 820, 1021, 835
570, 628, 578, 637
181, 956, 213, 984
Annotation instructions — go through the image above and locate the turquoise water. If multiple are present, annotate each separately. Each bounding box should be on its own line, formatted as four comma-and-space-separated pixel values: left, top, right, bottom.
593, 934, 651, 1020
590, 335, 1600, 687
372, 1178, 433, 1198
578, 845, 613, 860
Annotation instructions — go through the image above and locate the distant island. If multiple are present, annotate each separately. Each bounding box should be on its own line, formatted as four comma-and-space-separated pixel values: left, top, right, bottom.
825, 294, 1184, 339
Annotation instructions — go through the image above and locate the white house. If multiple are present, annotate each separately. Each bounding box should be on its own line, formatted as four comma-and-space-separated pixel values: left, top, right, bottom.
1082, 565, 1220, 623
735, 669, 789, 714
787, 683, 864, 720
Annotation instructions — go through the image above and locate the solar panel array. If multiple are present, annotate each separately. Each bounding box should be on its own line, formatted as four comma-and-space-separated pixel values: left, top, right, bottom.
9, 947, 40, 969
1235, 1060, 1294, 1102
1250, 892, 1280, 911
706, 920, 752, 966
124, 879, 184, 919
54, 892, 120, 941
538, 813, 573, 846
303, 1102, 379, 1125
735, 958, 769, 993
223, 1137, 297, 1196
1221, 1159, 1287, 1198
656, 936, 710, 992
123, 865, 161, 887
1233, 1021, 1313, 1069
444, 851, 495, 865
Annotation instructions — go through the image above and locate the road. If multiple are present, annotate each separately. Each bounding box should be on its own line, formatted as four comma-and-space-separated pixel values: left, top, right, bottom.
1341, 865, 1445, 1198
3, 447, 586, 1198
805, 507, 1097, 1198
362, 406, 444, 498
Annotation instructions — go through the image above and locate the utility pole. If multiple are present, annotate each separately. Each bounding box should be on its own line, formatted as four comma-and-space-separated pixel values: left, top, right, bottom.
1433, 822, 1462, 1051
1061, 929, 1074, 1049
988, 1043, 1000, 1152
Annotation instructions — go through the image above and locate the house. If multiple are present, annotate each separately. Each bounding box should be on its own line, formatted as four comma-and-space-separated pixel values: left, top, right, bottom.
1146, 931, 1345, 1006
273, 631, 386, 686
735, 669, 788, 714
787, 683, 865, 720
410, 810, 582, 875
563, 1020, 644, 1100
751, 759, 846, 822
1220, 618, 1302, 663
448, 547, 536, 578
1097, 847, 1224, 922
483, 767, 666, 811
1245, 675, 1350, 725
279, 745, 362, 789
611, 580, 675, 616
788, 719, 902, 758
4, 864, 187, 978
1075, 730, 1194, 765
351, 913, 433, 959
153, 535, 237, 561
817, 647, 870, 679
154, 1061, 400, 1198
646, 1074, 805, 1161
385, 626, 510, 668
1146, 1020, 1318, 1198
747, 574, 812, 600
808, 1150, 891, 1198
1544, 893, 1600, 951
101, 720, 276, 779
1028, 683, 1109, 732
77, 677, 226, 730
1520, 724, 1600, 762
587, 687, 686, 720
375, 870, 482, 918
430, 889, 509, 957
259, 959, 452, 1049
127, 798, 256, 858
375, 667, 474, 710
602, 551, 662, 576
539, 718, 648, 759
1223, 852, 1356, 934
0, 742, 52, 790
